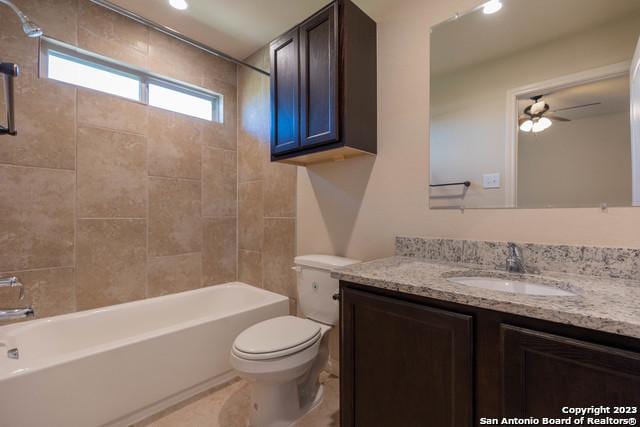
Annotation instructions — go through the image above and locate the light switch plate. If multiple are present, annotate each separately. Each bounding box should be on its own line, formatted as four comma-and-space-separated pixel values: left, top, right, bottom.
483, 173, 500, 189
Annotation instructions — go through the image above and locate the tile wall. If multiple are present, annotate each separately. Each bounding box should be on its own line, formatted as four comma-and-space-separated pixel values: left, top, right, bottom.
236, 48, 298, 311
0, 0, 297, 318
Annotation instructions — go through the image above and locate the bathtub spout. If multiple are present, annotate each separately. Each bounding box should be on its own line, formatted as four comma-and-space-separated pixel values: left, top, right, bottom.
0, 306, 34, 321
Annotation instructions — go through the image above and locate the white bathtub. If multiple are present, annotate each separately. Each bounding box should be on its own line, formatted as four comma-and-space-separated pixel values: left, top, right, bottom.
0, 282, 289, 427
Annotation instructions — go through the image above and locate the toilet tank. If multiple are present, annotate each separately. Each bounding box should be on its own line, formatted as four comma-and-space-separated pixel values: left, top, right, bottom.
294, 255, 361, 325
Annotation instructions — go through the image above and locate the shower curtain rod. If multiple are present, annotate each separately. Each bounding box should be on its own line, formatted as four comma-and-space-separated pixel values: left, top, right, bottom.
89, 0, 270, 76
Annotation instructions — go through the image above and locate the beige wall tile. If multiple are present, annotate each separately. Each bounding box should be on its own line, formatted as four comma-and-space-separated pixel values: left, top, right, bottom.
20, 0, 77, 45
238, 181, 263, 251
201, 52, 238, 88
78, 1, 149, 54
238, 132, 265, 184
203, 148, 237, 217
238, 250, 262, 287
0, 65, 76, 170
202, 79, 237, 151
237, 48, 269, 183
264, 162, 297, 218
77, 126, 147, 218
78, 89, 148, 135
0, 267, 75, 319
149, 177, 202, 256
0, 9, 39, 63
147, 253, 202, 297
77, 27, 148, 70
0, 165, 74, 271
147, 31, 203, 87
76, 219, 146, 310
203, 217, 237, 285
148, 108, 203, 180
263, 218, 296, 298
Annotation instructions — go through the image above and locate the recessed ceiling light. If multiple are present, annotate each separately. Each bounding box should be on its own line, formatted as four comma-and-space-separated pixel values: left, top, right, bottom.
169, 0, 188, 10
483, 0, 502, 14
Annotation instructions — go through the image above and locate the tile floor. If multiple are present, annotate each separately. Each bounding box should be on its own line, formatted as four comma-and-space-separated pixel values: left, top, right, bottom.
135, 373, 339, 427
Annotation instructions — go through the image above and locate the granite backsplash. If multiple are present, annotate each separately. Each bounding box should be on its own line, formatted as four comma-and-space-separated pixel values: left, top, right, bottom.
395, 237, 640, 281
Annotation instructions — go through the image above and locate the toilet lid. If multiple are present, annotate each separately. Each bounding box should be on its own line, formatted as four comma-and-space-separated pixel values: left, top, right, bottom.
232, 316, 321, 360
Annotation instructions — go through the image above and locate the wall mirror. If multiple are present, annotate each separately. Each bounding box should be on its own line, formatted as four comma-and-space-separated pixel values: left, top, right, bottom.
429, 0, 640, 209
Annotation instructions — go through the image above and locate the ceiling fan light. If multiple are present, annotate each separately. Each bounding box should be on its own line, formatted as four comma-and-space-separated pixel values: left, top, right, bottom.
532, 120, 546, 133
538, 117, 552, 130
483, 0, 502, 14
519, 119, 533, 132
169, 0, 188, 10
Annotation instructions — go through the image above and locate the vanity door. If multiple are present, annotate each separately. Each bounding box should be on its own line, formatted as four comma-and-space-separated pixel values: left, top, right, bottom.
341, 287, 473, 427
501, 325, 640, 419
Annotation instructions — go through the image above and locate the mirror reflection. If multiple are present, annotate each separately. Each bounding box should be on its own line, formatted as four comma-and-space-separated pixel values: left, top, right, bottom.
429, 0, 640, 208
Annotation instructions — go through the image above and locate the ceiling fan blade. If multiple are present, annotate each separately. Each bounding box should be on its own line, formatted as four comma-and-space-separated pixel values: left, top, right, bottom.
518, 116, 530, 125
546, 114, 570, 122
551, 102, 601, 113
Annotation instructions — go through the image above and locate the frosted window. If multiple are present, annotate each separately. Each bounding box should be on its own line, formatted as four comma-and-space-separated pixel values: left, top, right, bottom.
48, 52, 140, 101
148, 83, 214, 121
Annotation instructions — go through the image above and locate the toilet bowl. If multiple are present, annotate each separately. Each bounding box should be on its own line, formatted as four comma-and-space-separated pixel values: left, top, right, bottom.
230, 255, 360, 427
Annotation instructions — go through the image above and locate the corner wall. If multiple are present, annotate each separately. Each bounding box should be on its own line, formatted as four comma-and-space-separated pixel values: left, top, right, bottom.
297, 0, 640, 262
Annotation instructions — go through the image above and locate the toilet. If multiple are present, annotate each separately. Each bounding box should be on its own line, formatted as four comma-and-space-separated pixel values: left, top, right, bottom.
230, 255, 361, 427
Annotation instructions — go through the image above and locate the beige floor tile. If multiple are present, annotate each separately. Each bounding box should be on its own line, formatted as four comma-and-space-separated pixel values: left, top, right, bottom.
136, 373, 339, 427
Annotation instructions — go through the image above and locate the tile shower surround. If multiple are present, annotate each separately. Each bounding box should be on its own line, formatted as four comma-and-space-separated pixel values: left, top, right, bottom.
0, 0, 297, 319
396, 236, 640, 281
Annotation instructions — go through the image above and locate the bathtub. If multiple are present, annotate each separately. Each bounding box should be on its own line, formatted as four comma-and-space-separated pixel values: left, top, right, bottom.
0, 282, 289, 427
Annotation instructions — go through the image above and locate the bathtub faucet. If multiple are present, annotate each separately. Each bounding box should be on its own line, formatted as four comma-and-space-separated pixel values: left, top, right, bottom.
0, 307, 34, 321
0, 276, 34, 321
0, 276, 25, 299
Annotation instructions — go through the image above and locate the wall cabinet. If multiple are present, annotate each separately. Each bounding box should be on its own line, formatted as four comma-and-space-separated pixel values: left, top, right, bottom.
270, 0, 376, 166
340, 282, 640, 427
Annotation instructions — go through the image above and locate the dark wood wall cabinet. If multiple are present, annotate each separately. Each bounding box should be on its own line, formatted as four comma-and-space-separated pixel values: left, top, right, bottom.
340, 282, 640, 427
270, 0, 376, 166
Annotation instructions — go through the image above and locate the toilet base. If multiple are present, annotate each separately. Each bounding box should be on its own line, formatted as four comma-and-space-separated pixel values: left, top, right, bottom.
248, 381, 323, 427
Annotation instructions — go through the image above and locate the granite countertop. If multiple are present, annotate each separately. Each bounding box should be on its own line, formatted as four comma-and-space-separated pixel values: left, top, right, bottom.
332, 256, 640, 339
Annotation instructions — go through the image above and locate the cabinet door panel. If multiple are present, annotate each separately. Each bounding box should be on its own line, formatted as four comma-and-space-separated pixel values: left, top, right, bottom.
502, 325, 640, 418
341, 288, 473, 427
299, 3, 338, 147
270, 28, 300, 154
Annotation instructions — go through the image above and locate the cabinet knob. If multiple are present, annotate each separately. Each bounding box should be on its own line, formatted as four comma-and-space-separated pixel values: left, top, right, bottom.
332, 292, 340, 301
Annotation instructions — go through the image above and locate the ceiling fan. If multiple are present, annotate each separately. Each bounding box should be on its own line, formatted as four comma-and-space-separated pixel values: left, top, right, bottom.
518, 94, 601, 133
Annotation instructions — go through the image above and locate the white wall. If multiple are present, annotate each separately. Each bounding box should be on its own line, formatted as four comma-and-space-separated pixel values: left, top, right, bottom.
297, 0, 640, 261
518, 112, 631, 208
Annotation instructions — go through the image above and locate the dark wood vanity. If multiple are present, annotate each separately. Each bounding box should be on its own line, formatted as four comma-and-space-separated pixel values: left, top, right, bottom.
269, 0, 376, 166
339, 282, 640, 427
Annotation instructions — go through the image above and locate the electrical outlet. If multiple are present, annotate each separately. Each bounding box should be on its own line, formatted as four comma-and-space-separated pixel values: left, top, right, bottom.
482, 173, 500, 189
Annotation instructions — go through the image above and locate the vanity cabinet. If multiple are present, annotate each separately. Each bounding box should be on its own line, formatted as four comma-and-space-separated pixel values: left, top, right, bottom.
340, 282, 640, 427
341, 288, 473, 427
502, 325, 640, 418
269, 0, 376, 166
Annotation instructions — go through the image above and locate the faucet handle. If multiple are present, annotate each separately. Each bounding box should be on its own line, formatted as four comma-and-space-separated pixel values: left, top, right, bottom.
0, 277, 25, 300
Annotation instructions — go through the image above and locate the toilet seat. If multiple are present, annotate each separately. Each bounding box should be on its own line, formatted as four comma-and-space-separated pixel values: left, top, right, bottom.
232, 316, 322, 361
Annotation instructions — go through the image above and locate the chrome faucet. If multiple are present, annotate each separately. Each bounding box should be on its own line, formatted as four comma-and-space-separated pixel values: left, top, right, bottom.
505, 243, 531, 274
0, 276, 34, 321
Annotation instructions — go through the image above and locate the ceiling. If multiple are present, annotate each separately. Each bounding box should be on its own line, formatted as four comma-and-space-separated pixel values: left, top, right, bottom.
431, 0, 640, 75
517, 75, 630, 121
109, 0, 391, 60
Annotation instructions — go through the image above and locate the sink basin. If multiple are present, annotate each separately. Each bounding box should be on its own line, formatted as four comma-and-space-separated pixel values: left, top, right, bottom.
447, 276, 575, 297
